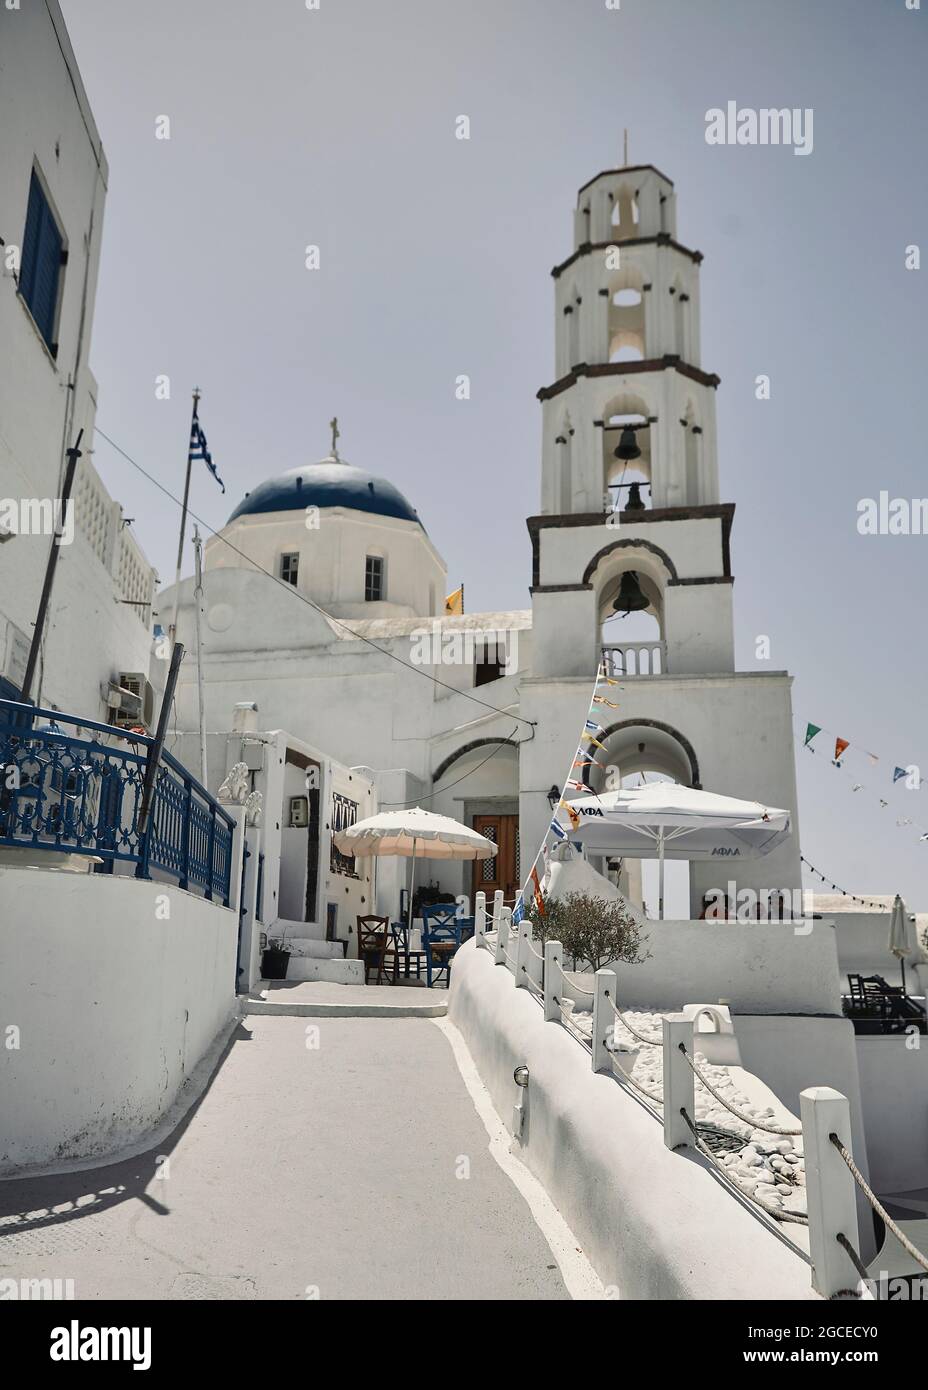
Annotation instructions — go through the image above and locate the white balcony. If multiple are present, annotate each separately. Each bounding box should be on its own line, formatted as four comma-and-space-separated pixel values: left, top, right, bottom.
601, 641, 667, 677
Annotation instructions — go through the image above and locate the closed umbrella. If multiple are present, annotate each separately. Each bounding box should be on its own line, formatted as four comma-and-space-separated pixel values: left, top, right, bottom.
888, 893, 912, 996
560, 783, 791, 919
332, 807, 497, 938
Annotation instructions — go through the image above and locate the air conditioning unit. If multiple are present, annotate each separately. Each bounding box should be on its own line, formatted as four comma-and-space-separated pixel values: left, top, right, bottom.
110, 671, 155, 731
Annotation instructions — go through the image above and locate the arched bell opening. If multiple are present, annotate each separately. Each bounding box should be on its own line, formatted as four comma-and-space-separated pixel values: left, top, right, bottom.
601, 391, 653, 517
609, 183, 641, 242
591, 543, 671, 677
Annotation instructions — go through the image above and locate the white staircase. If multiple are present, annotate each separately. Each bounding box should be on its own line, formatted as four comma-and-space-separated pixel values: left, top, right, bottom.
268, 919, 364, 985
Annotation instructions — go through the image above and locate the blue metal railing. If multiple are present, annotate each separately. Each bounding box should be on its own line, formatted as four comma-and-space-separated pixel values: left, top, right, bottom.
0, 699, 235, 905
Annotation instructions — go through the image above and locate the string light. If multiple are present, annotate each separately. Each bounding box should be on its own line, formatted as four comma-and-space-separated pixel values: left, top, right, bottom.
799, 855, 886, 912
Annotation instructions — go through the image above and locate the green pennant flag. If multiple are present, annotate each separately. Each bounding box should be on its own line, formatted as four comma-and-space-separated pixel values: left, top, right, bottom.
804, 723, 821, 747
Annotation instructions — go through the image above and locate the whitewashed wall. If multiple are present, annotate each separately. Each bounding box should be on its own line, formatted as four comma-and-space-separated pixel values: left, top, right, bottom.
601, 916, 842, 1015
448, 942, 815, 1299
0, 867, 238, 1173
854, 1038, 928, 1194
0, 2, 154, 718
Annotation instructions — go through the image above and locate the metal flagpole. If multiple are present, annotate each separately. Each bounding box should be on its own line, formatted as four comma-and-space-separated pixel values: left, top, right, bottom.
20, 429, 83, 705
170, 387, 200, 644
658, 827, 666, 920
192, 526, 208, 788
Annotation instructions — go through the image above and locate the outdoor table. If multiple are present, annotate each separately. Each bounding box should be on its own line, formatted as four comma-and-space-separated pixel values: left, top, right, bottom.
389, 921, 426, 983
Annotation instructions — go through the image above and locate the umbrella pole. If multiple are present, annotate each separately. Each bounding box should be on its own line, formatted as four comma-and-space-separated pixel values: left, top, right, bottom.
901, 956, 907, 998
407, 840, 418, 938
658, 830, 665, 921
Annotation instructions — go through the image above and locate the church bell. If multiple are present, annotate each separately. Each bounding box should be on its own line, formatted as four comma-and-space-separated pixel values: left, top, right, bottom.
612, 571, 649, 614
625, 481, 646, 512
613, 426, 641, 462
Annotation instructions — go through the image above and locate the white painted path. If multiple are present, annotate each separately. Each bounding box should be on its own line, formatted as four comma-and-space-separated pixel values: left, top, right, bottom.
0, 1014, 599, 1300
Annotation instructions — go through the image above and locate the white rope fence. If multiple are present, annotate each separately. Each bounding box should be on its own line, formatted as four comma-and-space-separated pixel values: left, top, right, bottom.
470, 910, 928, 1299
829, 1132, 928, 1275
678, 1044, 802, 1137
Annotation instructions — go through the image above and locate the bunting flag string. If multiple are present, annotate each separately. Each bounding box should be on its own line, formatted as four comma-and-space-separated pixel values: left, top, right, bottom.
799, 855, 887, 912
794, 723, 928, 846
801, 719, 917, 783
511, 663, 621, 925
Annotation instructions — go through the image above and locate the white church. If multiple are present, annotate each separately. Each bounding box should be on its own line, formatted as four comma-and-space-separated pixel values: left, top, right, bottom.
159, 160, 802, 926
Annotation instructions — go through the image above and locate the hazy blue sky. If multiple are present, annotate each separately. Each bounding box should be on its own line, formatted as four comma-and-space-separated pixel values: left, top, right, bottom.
60, 0, 926, 907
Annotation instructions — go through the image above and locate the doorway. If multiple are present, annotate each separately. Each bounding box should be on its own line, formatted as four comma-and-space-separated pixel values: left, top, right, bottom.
472, 813, 519, 904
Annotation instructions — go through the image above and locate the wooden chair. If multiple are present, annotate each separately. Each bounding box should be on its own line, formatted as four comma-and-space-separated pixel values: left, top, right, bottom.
357, 914, 390, 985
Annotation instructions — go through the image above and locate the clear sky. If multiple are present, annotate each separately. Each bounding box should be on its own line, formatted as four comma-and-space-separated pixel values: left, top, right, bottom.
60, 0, 927, 908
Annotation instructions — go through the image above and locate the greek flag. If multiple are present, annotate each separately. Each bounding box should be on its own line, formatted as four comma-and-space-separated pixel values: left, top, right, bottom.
511, 895, 525, 925
190, 412, 224, 493
549, 818, 568, 841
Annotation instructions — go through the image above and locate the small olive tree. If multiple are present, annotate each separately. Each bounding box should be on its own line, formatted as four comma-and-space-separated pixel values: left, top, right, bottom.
528, 891, 649, 973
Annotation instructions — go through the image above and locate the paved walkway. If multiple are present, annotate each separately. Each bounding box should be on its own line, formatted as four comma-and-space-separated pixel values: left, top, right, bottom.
0, 1016, 570, 1300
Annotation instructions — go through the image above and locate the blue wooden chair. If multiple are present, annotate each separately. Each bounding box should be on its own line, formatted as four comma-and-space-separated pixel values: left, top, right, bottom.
421, 904, 463, 988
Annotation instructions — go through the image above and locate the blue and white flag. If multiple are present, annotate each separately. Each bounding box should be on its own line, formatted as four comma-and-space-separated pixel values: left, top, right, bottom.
190, 412, 224, 493
549, 817, 568, 841
511, 895, 525, 925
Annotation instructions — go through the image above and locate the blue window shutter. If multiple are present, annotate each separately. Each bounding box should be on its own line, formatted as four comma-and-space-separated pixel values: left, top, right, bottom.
20, 170, 63, 351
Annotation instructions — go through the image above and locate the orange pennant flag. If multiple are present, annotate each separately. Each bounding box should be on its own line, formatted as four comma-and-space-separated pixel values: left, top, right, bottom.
530, 865, 545, 916
835, 738, 850, 762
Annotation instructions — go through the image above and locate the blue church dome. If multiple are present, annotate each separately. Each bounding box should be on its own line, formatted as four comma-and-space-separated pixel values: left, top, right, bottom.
227, 457, 423, 528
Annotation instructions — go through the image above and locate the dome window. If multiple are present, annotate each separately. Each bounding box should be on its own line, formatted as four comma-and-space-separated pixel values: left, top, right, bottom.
364, 555, 385, 602
280, 552, 299, 586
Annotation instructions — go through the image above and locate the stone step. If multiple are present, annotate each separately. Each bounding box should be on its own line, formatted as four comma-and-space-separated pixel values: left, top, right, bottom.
247, 981, 448, 1018
285, 938, 345, 960
283, 956, 365, 985
269, 917, 327, 943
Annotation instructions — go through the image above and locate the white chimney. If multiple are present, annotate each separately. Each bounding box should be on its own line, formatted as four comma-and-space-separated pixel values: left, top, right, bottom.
232, 701, 259, 735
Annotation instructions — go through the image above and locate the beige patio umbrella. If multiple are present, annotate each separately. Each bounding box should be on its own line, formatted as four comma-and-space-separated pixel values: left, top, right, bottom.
888, 893, 912, 996
333, 807, 497, 936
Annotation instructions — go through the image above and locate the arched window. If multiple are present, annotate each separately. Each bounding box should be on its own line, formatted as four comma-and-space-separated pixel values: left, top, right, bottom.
607, 273, 646, 361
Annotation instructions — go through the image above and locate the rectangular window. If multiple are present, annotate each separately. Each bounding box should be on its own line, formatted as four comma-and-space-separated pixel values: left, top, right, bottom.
280, 552, 299, 586
475, 637, 505, 686
364, 555, 384, 602
19, 169, 64, 355
330, 792, 359, 878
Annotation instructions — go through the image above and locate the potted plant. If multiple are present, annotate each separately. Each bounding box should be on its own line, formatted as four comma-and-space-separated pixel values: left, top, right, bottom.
261, 934, 291, 980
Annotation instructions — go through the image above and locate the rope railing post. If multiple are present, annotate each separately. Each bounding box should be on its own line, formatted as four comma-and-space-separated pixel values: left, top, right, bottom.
800, 1086, 862, 1298
474, 890, 487, 950
543, 940, 561, 1022
662, 1014, 695, 1151
592, 970, 617, 1073
516, 921, 532, 988
495, 906, 512, 968
491, 889, 504, 930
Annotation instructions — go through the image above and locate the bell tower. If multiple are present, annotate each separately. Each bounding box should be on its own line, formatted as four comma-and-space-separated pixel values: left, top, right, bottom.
520, 161, 801, 913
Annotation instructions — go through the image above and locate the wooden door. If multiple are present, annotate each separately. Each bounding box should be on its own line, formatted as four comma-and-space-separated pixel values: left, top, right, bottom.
472, 814, 519, 905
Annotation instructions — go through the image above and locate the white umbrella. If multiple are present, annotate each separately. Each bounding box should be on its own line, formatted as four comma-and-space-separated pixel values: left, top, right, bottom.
333, 807, 497, 936
888, 893, 912, 996
560, 783, 791, 919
